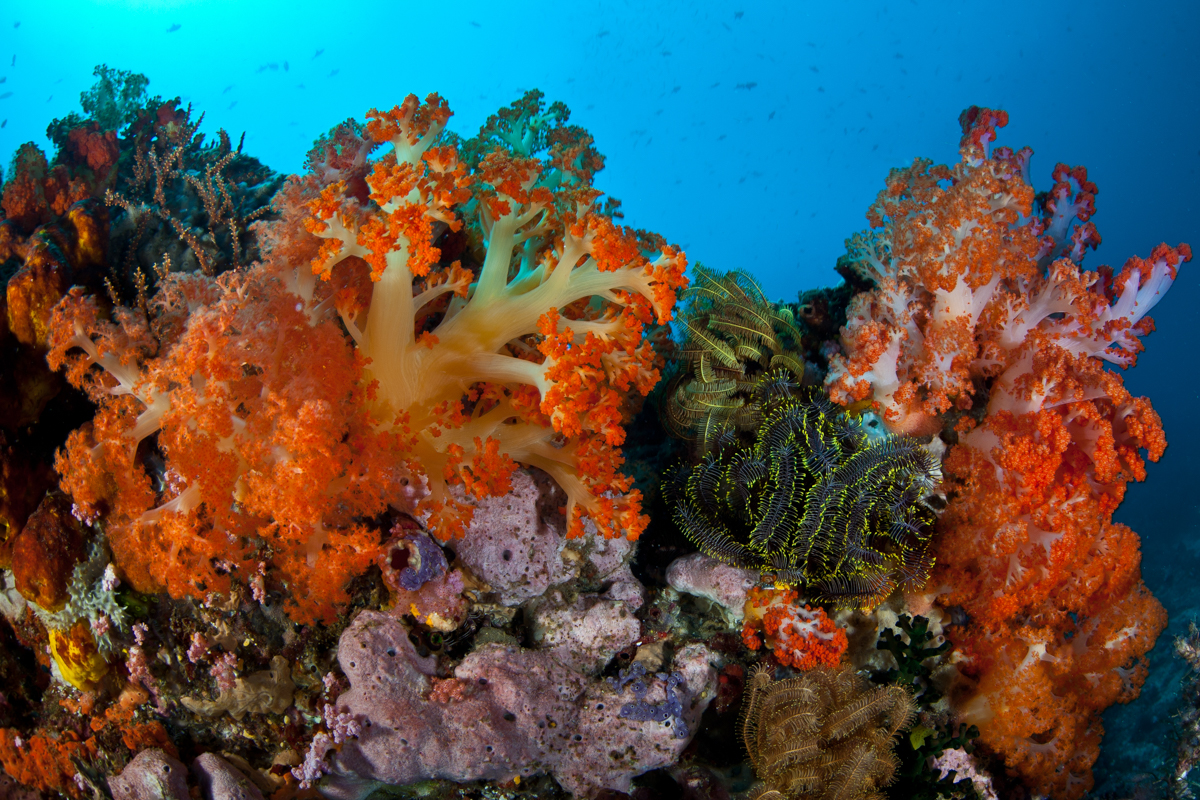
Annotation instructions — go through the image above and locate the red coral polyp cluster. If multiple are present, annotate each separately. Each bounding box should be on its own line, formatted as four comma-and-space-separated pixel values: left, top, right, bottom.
47, 92, 687, 625
741, 587, 848, 670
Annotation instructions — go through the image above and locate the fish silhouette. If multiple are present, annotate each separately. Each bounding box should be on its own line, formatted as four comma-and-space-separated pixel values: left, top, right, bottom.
167, 23, 181, 32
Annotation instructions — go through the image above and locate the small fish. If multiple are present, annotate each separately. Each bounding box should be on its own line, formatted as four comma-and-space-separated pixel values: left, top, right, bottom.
1, 119, 6, 127
661, 50, 671, 56
329, 69, 339, 77
297, 83, 305, 89
597, 29, 610, 37
11, 55, 15, 66
229, 101, 237, 109
734, 11, 743, 18
283, 60, 289, 71
223, 84, 234, 93
0, 91, 12, 99
0, 77, 5, 83
470, 20, 481, 27
735, 82, 757, 90
671, 86, 681, 93
268, 62, 278, 70
12, 21, 18, 28
313, 48, 324, 58
167, 23, 180, 32
810, 65, 819, 73
709, 81, 720, 88
47, 95, 52, 101
768, 110, 775, 120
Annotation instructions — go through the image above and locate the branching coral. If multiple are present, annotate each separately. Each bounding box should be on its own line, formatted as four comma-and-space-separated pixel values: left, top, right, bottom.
47, 91, 686, 624
105, 99, 280, 290
666, 394, 941, 607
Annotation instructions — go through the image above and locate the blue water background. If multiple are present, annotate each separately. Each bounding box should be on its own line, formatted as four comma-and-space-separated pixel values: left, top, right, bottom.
1, 0, 1198, 790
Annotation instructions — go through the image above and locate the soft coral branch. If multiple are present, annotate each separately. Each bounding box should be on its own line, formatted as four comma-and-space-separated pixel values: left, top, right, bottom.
48, 91, 685, 623
827, 107, 1182, 799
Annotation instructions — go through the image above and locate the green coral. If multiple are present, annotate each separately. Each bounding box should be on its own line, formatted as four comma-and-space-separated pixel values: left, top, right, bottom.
875, 613, 952, 705
80, 64, 150, 131
873, 614, 982, 800
46, 64, 152, 153
665, 394, 941, 607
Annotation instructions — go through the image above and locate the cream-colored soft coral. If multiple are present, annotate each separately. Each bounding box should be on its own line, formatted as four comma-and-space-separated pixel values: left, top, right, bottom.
304, 93, 687, 540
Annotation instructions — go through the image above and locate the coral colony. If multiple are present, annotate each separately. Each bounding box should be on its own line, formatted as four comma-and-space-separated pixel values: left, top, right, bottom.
0, 65, 1189, 800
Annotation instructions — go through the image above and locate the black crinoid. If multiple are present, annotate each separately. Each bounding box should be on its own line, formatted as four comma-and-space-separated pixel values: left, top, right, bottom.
666, 392, 942, 608
662, 266, 808, 456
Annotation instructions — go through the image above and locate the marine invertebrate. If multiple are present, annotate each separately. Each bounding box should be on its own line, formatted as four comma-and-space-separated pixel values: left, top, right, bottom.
104, 98, 279, 287
47, 91, 685, 625
180, 655, 294, 720
666, 394, 941, 607
320, 610, 716, 798
609, 661, 691, 738
741, 587, 848, 670
740, 663, 915, 800
826, 106, 1181, 797
664, 266, 806, 454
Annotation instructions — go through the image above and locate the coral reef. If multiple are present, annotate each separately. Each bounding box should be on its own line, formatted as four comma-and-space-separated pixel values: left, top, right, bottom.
741, 587, 848, 670
0, 70, 1190, 800
666, 552, 759, 626
45, 90, 686, 628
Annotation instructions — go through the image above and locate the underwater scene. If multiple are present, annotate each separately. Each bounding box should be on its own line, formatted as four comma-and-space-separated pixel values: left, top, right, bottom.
0, 1, 1197, 799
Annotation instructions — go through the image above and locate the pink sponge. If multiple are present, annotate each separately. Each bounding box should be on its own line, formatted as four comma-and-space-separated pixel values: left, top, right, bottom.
324, 610, 716, 798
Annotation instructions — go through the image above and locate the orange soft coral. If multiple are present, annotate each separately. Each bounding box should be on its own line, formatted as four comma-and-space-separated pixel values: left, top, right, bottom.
48, 92, 686, 624
741, 587, 848, 670
933, 400, 1168, 797
299, 91, 686, 541
824, 108, 1181, 799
